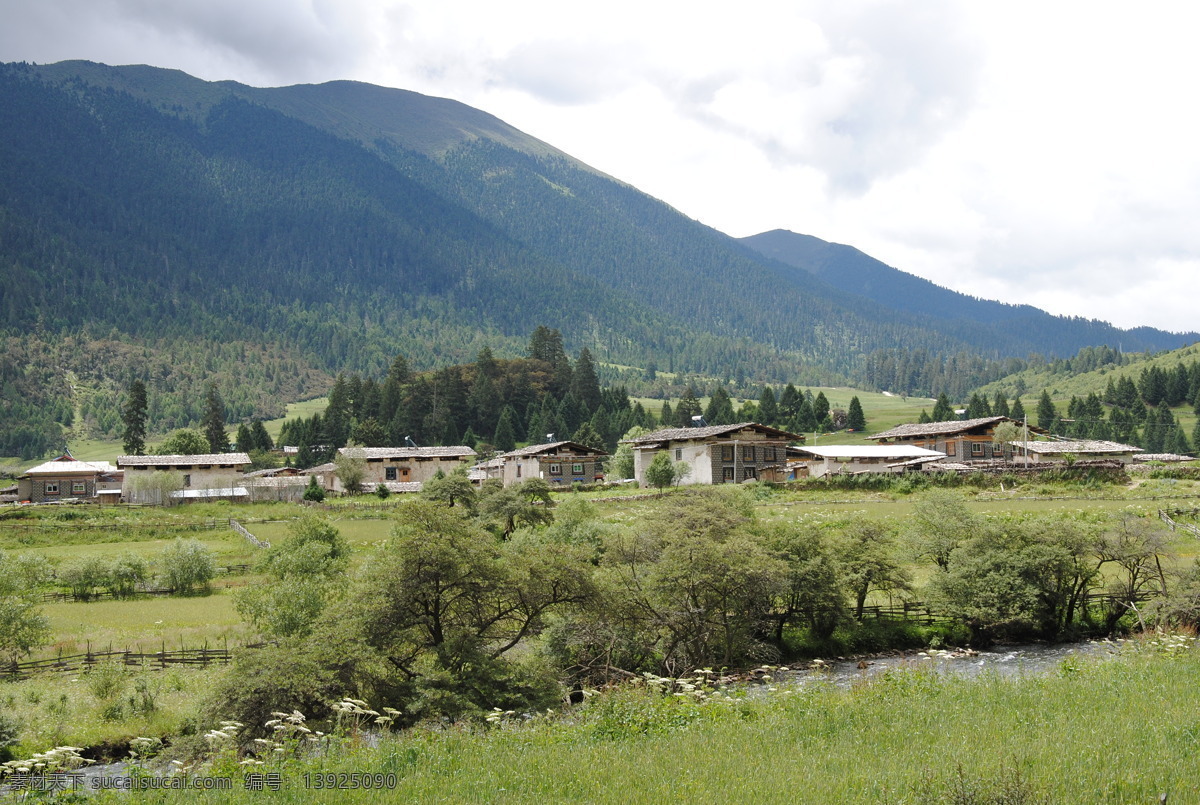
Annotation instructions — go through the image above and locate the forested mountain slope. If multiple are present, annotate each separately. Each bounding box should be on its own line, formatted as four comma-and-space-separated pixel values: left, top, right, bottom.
739, 229, 1196, 357
0, 60, 1192, 458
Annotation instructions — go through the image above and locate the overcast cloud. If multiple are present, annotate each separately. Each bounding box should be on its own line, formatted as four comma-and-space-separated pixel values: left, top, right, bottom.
2, 0, 1197, 333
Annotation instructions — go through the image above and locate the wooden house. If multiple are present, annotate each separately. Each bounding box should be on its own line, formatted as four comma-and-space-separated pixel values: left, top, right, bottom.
625, 422, 801, 487
494, 441, 607, 486
790, 445, 948, 478
17, 455, 121, 503
1009, 439, 1143, 464
869, 416, 1045, 461
333, 446, 477, 492
117, 453, 251, 503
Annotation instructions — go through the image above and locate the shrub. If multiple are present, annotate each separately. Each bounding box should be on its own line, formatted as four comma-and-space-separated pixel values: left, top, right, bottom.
303, 476, 325, 502
160, 539, 216, 595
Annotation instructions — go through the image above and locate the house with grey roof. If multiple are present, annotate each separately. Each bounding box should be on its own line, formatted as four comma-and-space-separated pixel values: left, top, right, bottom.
870, 416, 1047, 462
491, 441, 607, 487
332, 445, 477, 492
624, 422, 801, 487
1009, 439, 1143, 465
18, 454, 122, 503
117, 453, 251, 503
790, 444, 948, 478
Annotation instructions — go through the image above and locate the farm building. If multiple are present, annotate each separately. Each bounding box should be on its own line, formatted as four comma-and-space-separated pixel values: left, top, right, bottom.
625, 422, 801, 487
331, 446, 477, 492
489, 441, 607, 487
17, 454, 122, 503
869, 416, 1046, 461
789, 445, 948, 478
117, 453, 251, 503
1008, 439, 1143, 464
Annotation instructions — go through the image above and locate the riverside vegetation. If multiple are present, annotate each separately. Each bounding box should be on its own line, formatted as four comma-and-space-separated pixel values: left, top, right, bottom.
4, 473, 1200, 800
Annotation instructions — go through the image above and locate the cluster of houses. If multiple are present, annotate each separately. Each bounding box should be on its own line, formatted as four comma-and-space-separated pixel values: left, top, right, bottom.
6, 415, 1189, 505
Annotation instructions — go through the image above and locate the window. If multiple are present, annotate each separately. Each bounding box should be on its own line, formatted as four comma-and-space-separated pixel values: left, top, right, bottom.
385, 467, 397, 481
743, 467, 757, 481
72, 481, 87, 494
971, 442, 984, 457
723, 467, 735, 481
743, 446, 755, 462
572, 463, 584, 476
516, 465, 522, 478
182, 474, 191, 487
44, 482, 59, 495
675, 448, 682, 461
549, 464, 562, 475
764, 447, 775, 461
721, 445, 734, 461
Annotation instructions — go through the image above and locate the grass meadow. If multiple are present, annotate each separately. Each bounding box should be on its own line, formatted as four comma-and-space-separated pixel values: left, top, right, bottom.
75, 636, 1200, 804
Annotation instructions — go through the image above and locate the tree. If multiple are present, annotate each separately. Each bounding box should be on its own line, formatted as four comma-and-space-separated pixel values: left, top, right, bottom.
250, 420, 274, 452
571, 421, 605, 453
1011, 397, 1026, 422
931, 393, 955, 422
906, 490, 980, 571
570, 348, 603, 414
834, 517, 911, 620
345, 502, 591, 719
0, 550, 50, 663
121, 379, 148, 455
1036, 391, 1057, 431
156, 428, 209, 455
757, 387, 779, 426
333, 448, 367, 494
493, 406, 518, 452
704, 387, 736, 426
201, 383, 228, 453
645, 450, 677, 494
422, 467, 477, 510
303, 475, 325, 502
236, 515, 349, 639
812, 391, 831, 424
846, 396, 867, 431
235, 423, 254, 453
608, 426, 648, 480
160, 538, 216, 595
479, 478, 555, 538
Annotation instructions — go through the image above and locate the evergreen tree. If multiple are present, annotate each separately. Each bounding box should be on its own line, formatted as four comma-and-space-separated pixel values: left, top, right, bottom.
779, 384, 802, 421
572, 421, 606, 452
659, 401, 674, 428
792, 396, 816, 433
1036, 391, 1057, 431
846, 396, 867, 431
570, 348, 603, 414
250, 420, 273, 452
676, 386, 703, 427
121, 379, 148, 456
757, 387, 779, 426
704, 386, 736, 425
992, 392, 1010, 418
1011, 397, 1026, 423
812, 391, 831, 424
493, 406, 518, 452
235, 423, 254, 453
918, 409, 932, 424
324, 374, 353, 450
201, 383, 227, 453
931, 393, 955, 422
965, 393, 991, 419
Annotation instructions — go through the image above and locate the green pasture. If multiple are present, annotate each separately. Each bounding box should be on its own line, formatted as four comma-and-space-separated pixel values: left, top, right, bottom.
102, 639, 1200, 804
39, 591, 251, 657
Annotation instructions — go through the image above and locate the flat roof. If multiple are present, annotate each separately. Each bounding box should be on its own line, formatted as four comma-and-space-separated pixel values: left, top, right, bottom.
796, 445, 947, 459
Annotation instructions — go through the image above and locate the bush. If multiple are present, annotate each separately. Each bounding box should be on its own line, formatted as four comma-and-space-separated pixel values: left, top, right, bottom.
160, 539, 216, 595
303, 476, 325, 502
375, 484, 390, 499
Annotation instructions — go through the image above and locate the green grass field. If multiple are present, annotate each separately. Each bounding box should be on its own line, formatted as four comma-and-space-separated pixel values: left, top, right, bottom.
73, 637, 1200, 804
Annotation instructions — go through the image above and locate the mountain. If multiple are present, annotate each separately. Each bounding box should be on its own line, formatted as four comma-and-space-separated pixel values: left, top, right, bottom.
739, 229, 1196, 357
0, 60, 1194, 459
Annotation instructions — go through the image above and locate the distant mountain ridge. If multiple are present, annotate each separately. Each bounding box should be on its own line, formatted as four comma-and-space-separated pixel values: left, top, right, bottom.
739, 229, 1196, 352
0, 60, 1196, 458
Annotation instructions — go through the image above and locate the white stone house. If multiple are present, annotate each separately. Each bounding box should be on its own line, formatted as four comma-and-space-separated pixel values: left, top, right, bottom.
790, 445, 948, 478
117, 453, 251, 503
625, 422, 801, 487
1008, 440, 1143, 465
330, 446, 477, 492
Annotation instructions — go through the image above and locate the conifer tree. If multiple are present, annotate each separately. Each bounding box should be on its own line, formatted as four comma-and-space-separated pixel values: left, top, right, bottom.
1036, 391, 1057, 431
757, 387, 779, 426
201, 383, 227, 453
812, 391, 830, 424
570, 348, 603, 414
121, 379, 148, 456
847, 396, 867, 431
493, 406, 518, 452
1011, 397, 1026, 423
931, 393, 955, 422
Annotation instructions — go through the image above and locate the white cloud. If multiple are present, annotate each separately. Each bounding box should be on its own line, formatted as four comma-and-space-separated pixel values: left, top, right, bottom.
2, 0, 1199, 334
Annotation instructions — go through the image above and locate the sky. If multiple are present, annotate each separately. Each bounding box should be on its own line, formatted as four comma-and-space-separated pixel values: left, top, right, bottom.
3, 0, 1199, 334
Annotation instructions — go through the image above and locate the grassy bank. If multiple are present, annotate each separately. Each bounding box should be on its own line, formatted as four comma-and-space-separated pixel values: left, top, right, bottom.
64, 636, 1200, 803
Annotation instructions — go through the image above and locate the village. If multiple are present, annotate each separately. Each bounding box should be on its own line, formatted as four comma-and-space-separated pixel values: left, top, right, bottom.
7, 414, 1193, 506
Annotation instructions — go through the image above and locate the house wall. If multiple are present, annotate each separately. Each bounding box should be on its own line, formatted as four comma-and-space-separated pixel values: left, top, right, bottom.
361, 456, 467, 487
635, 435, 788, 487
502, 454, 602, 486
22, 475, 97, 502
121, 464, 246, 498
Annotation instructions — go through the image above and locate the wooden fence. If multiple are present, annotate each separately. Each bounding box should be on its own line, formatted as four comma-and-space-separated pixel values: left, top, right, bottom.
39, 565, 252, 603
230, 518, 270, 549
3, 642, 242, 680
1159, 509, 1200, 538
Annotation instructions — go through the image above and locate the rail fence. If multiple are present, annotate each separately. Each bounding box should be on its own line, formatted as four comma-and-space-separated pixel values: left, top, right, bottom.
1159, 508, 1200, 538
1, 640, 265, 680
229, 518, 270, 549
